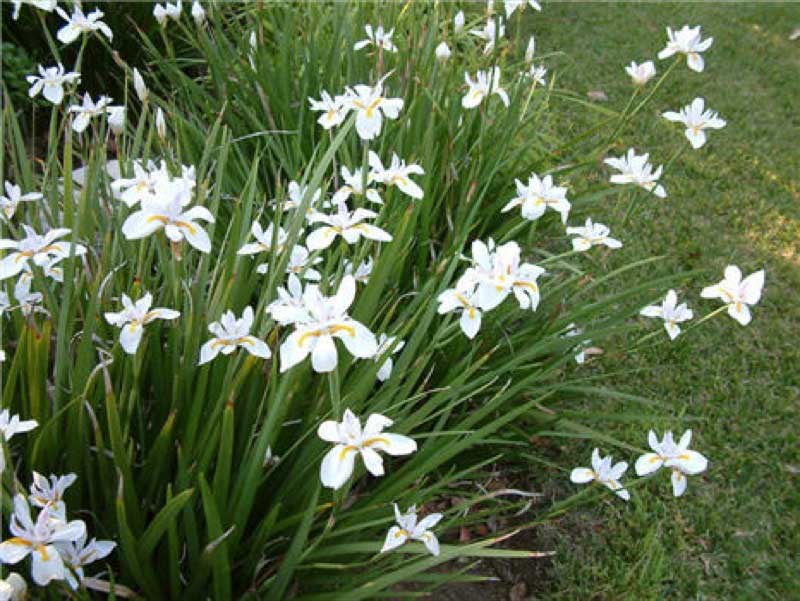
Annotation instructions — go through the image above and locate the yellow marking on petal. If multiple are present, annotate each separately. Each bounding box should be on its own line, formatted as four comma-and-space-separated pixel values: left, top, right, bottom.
36, 544, 50, 561
338, 445, 359, 461
454, 293, 472, 308
6, 537, 32, 547
299, 324, 356, 347
513, 281, 538, 292
146, 215, 198, 235
329, 324, 356, 337
365, 96, 384, 118
298, 329, 321, 347
210, 336, 253, 349
363, 436, 390, 448
650, 455, 663, 463
395, 528, 408, 538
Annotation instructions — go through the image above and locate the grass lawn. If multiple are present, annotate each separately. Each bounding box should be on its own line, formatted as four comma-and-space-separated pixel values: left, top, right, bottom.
515, 3, 800, 599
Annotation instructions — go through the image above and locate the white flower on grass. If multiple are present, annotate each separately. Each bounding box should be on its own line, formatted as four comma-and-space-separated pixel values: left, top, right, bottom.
279, 276, 378, 373
199, 307, 271, 365
381, 504, 442, 556
267, 274, 309, 326
274, 180, 323, 214
0, 573, 26, 600
566, 218, 622, 252
21, 255, 64, 285
104, 292, 180, 354
344, 78, 404, 141
437, 279, 482, 339
154, 1, 181, 26
10, 0, 56, 21
454, 11, 465, 32
368, 152, 425, 200
55, 5, 113, 45
657, 25, 713, 72
28, 472, 76, 521
57, 531, 116, 591
26, 64, 80, 105
662, 97, 726, 149
191, 1, 205, 26
287, 245, 323, 280
524, 64, 548, 87
317, 409, 416, 489
570, 448, 630, 501
0, 182, 42, 220
111, 160, 195, 208
344, 257, 373, 284
469, 18, 505, 54
502, 173, 570, 223
14, 258, 63, 310
261, 244, 323, 280
0, 410, 37, 441
354, 24, 397, 53
0, 226, 85, 281
604, 148, 666, 198
374, 334, 404, 382
625, 60, 656, 86
121, 181, 214, 253
700, 265, 764, 326
308, 91, 349, 130
12, 277, 45, 317
640, 290, 693, 340
107, 105, 125, 135
238, 222, 288, 257
504, 0, 541, 18
68, 93, 112, 133
132, 68, 148, 103
435, 41, 451, 62
0, 495, 86, 586
332, 166, 383, 206
635, 429, 708, 497
461, 239, 546, 311
306, 203, 392, 251
462, 67, 509, 109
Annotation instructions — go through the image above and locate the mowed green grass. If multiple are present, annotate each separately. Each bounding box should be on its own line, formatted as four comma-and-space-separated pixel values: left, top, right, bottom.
524, 4, 800, 599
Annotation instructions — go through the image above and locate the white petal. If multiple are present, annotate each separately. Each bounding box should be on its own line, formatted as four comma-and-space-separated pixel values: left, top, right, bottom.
279, 330, 313, 372
182, 222, 211, 253
671, 469, 688, 497
0, 540, 31, 564
118, 322, 144, 354
670, 450, 708, 475
199, 339, 222, 365
311, 334, 338, 373
570, 468, 594, 484
31, 545, 66, 586
317, 420, 341, 443
380, 526, 408, 553
306, 227, 338, 251
367, 432, 417, 457
241, 336, 271, 360
336, 320, 377, 359
460, 307, 481, 339
635, 453, 664, 476
320, 444, 356, 489
360, 447, 385, 477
